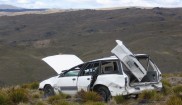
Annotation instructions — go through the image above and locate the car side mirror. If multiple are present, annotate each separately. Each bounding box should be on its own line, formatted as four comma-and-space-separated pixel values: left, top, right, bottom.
58, 70, 67, 77
59, 73, 64, 77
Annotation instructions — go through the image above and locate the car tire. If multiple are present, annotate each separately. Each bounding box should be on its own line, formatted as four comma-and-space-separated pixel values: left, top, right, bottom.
96, 86, 111, 102
43, 85, 55, 98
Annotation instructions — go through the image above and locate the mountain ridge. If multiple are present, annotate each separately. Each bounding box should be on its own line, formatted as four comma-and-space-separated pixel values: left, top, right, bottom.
0, 4, 23, 9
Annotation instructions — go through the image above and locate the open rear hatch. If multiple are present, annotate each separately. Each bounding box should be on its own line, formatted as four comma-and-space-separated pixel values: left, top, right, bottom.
42, 54, 84, 74
111, 40, 147, 82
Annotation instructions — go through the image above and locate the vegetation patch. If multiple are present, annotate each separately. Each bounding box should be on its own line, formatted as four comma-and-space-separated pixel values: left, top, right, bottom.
138, 90, 163, 101
76, 90, 102, 102
8, 88, 29, 104
173, 85, 182, 96
162, 79, 171, 87
166, 95, 182, 105
0, 73, 182, 105
0, 90, 12, 105
48, 92, 70, 104
83, 101, 106, 105
162, 85, 173, 95
21, 82, 39, 90
52, 100, 70, 105
113, 95, 126, 104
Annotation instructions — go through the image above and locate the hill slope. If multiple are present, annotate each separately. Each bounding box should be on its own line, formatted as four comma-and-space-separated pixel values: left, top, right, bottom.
0, 8, 181, 86
0, 4, 22, 9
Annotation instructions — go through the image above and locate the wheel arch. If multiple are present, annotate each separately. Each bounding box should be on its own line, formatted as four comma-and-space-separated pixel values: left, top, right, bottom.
93, 84, 111, 95
43, 84, 52, 90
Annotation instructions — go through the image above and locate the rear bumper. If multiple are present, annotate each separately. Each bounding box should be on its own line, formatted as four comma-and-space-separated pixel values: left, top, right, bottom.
127, 82, 163, 95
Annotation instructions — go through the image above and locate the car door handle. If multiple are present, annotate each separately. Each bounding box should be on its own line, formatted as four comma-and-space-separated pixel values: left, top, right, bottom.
72, 78, 76, 81
87, 78, 90, 80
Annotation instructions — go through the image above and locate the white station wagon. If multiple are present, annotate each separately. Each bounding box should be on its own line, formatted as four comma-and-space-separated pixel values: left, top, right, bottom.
39, 40, 162, 101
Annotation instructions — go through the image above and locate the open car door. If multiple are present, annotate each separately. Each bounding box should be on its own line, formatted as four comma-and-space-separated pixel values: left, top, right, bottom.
111, 40, 147, 81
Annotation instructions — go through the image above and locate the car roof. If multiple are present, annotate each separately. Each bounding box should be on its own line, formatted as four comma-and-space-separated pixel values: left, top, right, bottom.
90, 54, 149, 62
91, 56, 118, 61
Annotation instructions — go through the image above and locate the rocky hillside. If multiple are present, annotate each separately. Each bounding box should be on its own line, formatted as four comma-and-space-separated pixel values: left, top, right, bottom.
0, 7, 181, 86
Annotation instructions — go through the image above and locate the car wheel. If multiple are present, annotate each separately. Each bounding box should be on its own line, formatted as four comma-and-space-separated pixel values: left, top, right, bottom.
96, 86, 110, 102
43, 85, 55, 98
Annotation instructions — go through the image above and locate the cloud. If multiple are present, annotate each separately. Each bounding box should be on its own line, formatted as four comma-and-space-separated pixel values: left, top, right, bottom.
0, 0, 182, 9
17, 0, 29, 4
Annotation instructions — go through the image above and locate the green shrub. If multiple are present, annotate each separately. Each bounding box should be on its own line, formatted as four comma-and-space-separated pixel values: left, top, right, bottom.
162, 79, 171, 87
32, 93, 40, 99
162, 74, 171, 78
0, 90, 12, 105
138, 90, 163, 101
48, 95, 62, 104
9, 88, 29, 104
17, 102, 30, 105
30, 82, 39, 89
21, 82, 39, 89
162, 85, 173, 95
83, 101, 106, 105
173, 85, 182, 95
54, 92, 71, 99
53, 100, 70, 105
21, 84, 30, 89
113, 95, 126, 104
76, 90, 102, 102
48, 92, 70, 104
35, 101, 47, 105
179, 73, 182, 77
166, 95, 182, 105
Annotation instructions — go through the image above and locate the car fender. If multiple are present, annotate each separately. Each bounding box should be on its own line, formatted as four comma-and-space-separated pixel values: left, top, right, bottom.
93, 74, 127, 96
39, 76, 59, 90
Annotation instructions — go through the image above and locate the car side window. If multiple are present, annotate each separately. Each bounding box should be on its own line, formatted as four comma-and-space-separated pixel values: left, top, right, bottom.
101, 61, 119, 74
80, 62, 99, 76
64, 64, 83, 77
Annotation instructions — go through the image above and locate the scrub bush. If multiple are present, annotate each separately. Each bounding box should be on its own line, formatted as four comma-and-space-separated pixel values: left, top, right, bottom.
21, 82, 39, 89
48, 92, 70, 104
166, 95, 182, 105
162, 85, 173, 95
32, 93, 40, 99
52, 100, 70, 105
173, 85, 182, 95
113, 95, 126, 104
9, 88, 29, 104
76, 90, 102, 102
30, 82, 39, 89
17, 102, 30, 105
0, 90, 12, 105
138, 90, 163, 101
83, 101, 106, 105
35, 100, 48, 105
162, 79, 171, 87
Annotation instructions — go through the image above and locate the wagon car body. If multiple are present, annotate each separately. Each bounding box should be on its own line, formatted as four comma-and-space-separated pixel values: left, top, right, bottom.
39, 40, 162, 101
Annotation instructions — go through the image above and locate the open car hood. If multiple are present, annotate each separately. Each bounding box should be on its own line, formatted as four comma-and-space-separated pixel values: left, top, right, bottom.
111, 40, 147, 82
42, 54, 84, 74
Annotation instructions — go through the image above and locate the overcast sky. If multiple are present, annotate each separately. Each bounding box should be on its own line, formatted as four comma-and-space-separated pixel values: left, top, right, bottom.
0, 0, 182, 9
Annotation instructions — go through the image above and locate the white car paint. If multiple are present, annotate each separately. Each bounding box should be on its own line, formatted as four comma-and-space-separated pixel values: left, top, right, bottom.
111, 40, 147, 81
39, 40, 162, 98
42, 54, 83, 74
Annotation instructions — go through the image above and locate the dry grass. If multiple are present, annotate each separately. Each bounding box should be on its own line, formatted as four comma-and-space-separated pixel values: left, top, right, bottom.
166, 95, 182, 105
21, 82, 39, 90
113, 95, 126, 104
76, 90, 102, 102
0, 73, 182, 105
138, 90, 163, 101
8, 88, 29, 104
